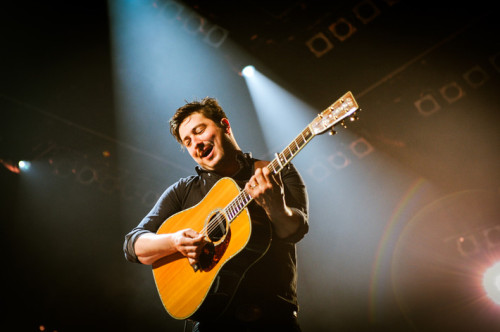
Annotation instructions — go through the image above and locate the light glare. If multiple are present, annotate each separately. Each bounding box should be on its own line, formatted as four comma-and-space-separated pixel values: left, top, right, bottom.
483, 261, 500, 304
242, 65, 255, 77
18, 160, 31, 171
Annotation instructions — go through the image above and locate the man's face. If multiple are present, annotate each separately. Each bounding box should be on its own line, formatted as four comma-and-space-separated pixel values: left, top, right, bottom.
178, 112, 229, 172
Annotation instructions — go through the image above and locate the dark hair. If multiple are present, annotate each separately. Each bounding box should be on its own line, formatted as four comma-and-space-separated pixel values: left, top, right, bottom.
169, 97, 227, 144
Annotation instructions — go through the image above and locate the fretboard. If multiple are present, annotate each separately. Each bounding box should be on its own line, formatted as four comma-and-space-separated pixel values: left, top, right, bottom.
224, 125, 315, 223
267, 126, 314, 175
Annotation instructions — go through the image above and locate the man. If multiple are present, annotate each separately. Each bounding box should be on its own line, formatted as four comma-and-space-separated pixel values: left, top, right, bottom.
123, 97, 309, 331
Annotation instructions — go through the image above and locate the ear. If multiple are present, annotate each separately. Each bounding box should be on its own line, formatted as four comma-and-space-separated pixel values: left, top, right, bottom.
220, 118, 231, 134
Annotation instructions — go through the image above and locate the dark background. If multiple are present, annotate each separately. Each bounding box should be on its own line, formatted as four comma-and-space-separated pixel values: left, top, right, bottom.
1, 1, 500, 331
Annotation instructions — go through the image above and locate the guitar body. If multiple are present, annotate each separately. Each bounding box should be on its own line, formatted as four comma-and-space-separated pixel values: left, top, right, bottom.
150, 91, 360, 322
152, 177, 272, 321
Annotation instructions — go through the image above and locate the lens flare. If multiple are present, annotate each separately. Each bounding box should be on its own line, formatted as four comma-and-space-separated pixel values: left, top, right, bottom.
483, 261, 500, 305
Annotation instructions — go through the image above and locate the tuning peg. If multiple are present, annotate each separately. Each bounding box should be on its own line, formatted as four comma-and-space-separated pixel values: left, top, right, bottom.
349, 114, 359, 122
329, 129, 337, 136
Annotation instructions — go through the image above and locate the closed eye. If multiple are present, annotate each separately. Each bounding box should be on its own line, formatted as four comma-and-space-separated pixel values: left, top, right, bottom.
195, 125, 206, 135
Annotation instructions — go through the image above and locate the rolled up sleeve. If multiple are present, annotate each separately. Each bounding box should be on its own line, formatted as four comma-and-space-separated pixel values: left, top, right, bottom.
123, 180, 187, 264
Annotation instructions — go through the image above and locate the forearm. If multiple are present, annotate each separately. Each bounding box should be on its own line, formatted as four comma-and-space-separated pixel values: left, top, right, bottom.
134, 232, 178, 265
268, 205, 303, 239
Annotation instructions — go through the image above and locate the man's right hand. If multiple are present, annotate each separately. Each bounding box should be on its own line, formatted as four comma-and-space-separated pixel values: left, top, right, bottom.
172, 229, 207, 266
134, 229, 206, 266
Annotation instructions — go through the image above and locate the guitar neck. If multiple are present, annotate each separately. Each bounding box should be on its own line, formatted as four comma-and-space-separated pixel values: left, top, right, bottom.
224, 126, 316, 224
224, 91, 359, 224
267, 125, 315, 175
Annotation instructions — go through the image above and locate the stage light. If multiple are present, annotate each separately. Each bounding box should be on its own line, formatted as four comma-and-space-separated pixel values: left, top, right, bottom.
439, 81, 465, 104
483, 261, 500, 305
353, 0, 380, 24
328, 151, 351, 170
183, 12, 204, 34
414, 94, 441, 117
463, 65, 489, 89
18, 160, 31, 171
349, 137, 374, 159
329, 18, 357, 42
203, 25, 229, 48
157, 0, 184, 23
242, 65, 255, 78
305, 32, 334, 58
76, 166, 97, 185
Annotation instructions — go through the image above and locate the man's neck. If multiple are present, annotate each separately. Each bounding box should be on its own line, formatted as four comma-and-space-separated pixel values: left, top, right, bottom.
213, 150, 244, 177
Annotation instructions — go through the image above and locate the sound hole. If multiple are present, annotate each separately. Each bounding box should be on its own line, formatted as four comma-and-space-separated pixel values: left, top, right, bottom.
197, 210, 231, 272
207, 211, 228, 242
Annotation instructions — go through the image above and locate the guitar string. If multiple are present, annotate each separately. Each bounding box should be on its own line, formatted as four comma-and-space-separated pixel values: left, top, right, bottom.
199, 127, 315, 238
200, 113, 353, 237
200, 160, 278, 237
199, 155, 291, 238
199, 190, 252, 237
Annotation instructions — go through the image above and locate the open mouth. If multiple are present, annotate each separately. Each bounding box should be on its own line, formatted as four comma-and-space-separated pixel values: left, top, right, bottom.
200, 145, 213, 158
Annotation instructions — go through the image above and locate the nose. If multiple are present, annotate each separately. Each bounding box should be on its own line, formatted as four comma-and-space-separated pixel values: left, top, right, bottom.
193, 138, 204, 152
190, 134, 202, 146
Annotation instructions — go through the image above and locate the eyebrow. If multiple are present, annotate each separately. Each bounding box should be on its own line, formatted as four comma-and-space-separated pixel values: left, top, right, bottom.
181, 123, 205, 144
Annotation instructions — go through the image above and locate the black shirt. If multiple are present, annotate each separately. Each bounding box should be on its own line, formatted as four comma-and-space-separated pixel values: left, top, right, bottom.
123, 152, 309, 324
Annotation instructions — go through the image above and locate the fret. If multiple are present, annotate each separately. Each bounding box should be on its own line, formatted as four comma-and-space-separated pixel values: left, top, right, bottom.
226, 206, 233, 220
275, 153, 283, 169
270, 160, 279, 174
303, 127, 313, 141
230, 112, 323, 224
280, 152, 288, 164
270, 161, 277, 174
285, 146, 293, 160
226, 190, 254, 223
300, 132, 306, 146
291, 140, 299, 154
300, 128, 312, 146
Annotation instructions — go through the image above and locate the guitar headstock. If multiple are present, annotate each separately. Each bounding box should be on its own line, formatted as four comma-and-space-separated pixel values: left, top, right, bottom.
310, 91, 360, 135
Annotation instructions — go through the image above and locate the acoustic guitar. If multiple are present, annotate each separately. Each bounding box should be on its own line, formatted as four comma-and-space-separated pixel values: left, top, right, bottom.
152, 91, 360, 321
